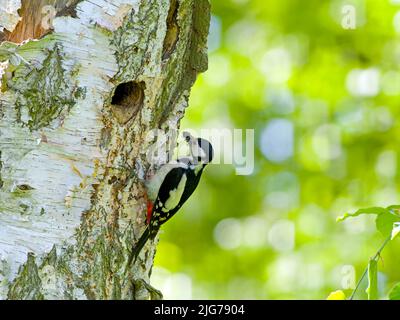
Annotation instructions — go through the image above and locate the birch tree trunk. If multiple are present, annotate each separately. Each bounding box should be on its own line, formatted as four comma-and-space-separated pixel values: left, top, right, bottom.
0, 0, 210, 300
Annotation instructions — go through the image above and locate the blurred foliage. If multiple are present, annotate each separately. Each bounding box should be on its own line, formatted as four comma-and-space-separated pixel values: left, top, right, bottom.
151, 0, 400, 299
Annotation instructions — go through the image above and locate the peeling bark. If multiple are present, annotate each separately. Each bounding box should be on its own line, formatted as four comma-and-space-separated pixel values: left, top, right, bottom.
0, 0, 210, 300
1, 0, 84, 43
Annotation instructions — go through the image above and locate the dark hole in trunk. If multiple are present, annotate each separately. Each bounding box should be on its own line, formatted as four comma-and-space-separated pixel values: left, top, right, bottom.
111, 81, 145, 125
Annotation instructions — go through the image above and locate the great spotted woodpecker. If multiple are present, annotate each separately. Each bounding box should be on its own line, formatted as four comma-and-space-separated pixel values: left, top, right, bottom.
126, 132, 214, 267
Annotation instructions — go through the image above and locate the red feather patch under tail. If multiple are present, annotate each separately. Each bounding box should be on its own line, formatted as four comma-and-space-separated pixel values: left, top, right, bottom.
147, 200, 153, 224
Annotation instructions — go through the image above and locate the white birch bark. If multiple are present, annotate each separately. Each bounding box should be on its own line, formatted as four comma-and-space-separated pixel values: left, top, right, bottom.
0, 0, 210, 299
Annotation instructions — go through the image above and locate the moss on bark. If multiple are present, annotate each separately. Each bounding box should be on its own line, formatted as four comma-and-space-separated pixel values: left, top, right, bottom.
10, 44, 85, 131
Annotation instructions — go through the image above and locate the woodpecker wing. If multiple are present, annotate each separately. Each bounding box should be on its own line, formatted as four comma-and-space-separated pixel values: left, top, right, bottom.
150, 166, 188, 228
151, 165, 206, 230
145, 161, 188, 202
179, 165, 204, 206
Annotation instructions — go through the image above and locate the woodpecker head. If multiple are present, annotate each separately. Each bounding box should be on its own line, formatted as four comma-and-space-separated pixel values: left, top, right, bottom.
183, 132, 214, 166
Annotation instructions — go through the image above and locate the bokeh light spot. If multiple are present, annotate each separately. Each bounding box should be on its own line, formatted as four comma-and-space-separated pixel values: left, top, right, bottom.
346, 68, 380, 97
260, 119, 294, 163
214, 218, 242, 250
268, 220, 295, 252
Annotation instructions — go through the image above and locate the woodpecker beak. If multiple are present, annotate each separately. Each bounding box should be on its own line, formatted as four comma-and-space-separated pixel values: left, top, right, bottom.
182, 131, 199, 163
182, 131, 195, 158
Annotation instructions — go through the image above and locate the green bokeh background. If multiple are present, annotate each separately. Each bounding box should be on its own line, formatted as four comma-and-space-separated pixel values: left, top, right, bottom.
152, 0, 400, 299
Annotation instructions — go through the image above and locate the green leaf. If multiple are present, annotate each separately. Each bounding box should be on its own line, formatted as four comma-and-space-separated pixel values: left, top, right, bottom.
388, 283, 400, 300
391, 222, 400, 240
387, 205, 400, 215
337, 207, 389, 222
376, 212, 400, 237
366, 259, 378, 300
326, 290, 346, 300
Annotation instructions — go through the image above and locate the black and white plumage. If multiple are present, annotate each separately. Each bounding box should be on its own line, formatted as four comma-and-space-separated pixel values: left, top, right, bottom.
126, 133, 214, 267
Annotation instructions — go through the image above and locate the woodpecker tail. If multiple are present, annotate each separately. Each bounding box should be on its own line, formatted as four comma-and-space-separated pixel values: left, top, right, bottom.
126, 227, 151, 269
125, 226, 161, 274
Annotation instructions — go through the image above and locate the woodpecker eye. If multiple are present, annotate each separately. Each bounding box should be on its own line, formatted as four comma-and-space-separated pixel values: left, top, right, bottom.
197, 156, 203, 162
183, 131, 192, 142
